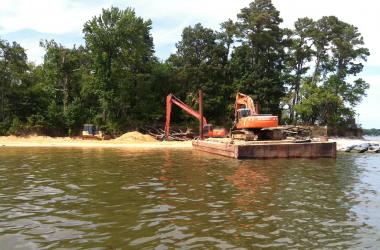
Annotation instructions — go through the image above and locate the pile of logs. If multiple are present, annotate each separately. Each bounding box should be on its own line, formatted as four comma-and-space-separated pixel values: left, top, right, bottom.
280, 125, 312, 139
262, 125, 312, 139
140, 127, 194, 141
140, 125, 314, 141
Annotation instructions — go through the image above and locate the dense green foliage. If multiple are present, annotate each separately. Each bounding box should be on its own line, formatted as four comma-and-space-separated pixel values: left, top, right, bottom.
0, 0, 371, 136
363, 129, 380, 136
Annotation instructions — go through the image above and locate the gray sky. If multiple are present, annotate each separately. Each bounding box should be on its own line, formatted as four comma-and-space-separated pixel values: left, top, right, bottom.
0, 0, 378, 128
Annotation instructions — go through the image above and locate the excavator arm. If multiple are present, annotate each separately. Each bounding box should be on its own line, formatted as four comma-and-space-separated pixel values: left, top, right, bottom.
235, 92, 260, 117
165, 94, 207, 137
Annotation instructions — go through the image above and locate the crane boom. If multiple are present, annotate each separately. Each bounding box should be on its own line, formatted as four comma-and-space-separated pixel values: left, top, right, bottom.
165, 94, 207, 137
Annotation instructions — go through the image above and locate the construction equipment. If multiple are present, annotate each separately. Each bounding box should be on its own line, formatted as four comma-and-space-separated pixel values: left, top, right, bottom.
165, 93, 227, 139
82, 124, 104, 140
231, 93, 282, 140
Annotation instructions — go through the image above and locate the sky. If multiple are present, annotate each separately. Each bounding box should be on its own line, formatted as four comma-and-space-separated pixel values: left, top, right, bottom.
0, 0, 379, 128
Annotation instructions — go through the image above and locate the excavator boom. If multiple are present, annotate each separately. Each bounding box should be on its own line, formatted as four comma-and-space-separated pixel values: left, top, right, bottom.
165, 94, 207, 137
234, 92, 259, 118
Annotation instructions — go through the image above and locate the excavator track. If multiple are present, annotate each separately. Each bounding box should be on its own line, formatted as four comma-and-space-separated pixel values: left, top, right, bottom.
231, 126, 311, 141
231, 129, 258, 141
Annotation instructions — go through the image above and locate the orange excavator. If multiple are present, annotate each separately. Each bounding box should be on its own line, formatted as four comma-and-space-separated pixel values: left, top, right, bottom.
165, 93, 227, 139
231, 92, 283, 140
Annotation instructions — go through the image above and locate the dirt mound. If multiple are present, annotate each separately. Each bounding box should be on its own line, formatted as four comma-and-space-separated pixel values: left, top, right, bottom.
114, 131, 157, 142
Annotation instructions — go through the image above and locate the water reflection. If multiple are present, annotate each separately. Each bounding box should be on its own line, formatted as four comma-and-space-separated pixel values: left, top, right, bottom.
0, 148, 379, 248
226, 162, 270, 208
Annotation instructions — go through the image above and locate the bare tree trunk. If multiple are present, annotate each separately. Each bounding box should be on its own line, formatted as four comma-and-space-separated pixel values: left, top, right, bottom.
312, 52, 321, 85
291, 63, 303, 124
0, 84, 4, 122
62, 53, 69, 114
63, 73, 69, 114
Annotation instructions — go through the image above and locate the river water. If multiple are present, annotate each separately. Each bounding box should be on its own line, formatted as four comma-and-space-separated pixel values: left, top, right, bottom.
0, 148, 379, 249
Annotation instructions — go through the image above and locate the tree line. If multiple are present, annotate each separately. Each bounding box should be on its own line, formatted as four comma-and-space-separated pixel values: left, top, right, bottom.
0, 0, 370, 136
363, 129, 380, 136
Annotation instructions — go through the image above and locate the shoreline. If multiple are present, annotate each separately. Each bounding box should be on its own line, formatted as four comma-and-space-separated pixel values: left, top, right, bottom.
0, 135, 378, 150
0, 135, 192, 149
329, 137, 379, 150
0, 142, 193, 149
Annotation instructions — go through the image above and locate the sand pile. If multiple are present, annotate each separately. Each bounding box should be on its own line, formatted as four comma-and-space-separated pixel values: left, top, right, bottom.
114, 131, 157, 142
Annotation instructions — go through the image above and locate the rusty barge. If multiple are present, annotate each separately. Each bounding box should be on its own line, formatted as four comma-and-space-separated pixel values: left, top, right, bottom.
192, 139, 336, 159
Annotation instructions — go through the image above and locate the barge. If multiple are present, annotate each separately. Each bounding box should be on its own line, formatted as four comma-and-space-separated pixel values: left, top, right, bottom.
192, 139, 336, 159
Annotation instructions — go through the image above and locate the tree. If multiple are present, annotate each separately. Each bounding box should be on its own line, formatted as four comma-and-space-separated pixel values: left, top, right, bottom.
167, 23, 230, 123
0, 2, 372, 135
294, 16, 369, 126
39, 40, 89, 133
327, 17, 370, 105
40, 40, 82, 112
232, 0, 285, 115
294, 81, 352, 125
0, 39, 29, 132
284, 18, 315, 123
220, 19, 237, 63
83, 6, 155, 132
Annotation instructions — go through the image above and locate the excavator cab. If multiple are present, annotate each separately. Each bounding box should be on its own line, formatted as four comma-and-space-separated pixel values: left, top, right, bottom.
203, 124, 213, 136
203, 124, 227, 138
237, 108, 251, 119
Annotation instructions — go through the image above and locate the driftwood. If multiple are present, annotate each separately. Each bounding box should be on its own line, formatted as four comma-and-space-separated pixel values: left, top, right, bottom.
279, 125, 312, 139
260, 125, 311, 140
140, 126, 194, 141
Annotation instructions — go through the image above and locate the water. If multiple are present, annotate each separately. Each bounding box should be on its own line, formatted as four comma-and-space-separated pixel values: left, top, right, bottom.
0, 148, 380, 249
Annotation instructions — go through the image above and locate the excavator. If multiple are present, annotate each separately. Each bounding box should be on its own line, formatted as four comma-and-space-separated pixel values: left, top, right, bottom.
165, 93, 227, 139
231, 92, 283, 140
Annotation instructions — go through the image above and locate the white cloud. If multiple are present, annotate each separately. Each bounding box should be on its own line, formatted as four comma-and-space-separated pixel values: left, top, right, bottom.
151, 22, 188, 46
129, 0, 250, 22
0, 0, 253, 63
2, 0, 378, 64
118, 0, 252, 48
0, 0, 109, 34
18, 39, 46, 64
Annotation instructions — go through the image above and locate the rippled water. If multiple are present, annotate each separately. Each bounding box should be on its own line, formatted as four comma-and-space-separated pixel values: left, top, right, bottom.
0, 148, 380, 249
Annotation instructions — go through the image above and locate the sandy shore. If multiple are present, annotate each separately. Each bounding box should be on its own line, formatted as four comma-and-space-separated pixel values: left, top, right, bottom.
0, 135, 192, 149
0, 134, 377, 150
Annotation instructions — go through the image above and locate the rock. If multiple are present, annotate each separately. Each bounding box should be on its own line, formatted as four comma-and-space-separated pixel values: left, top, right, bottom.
368, 146, 380, 153
350, 147, 367, 153
359, 143, 370, 148
340, 147, 352, 152
350, 143, 369, 153
338, 142, 380, 153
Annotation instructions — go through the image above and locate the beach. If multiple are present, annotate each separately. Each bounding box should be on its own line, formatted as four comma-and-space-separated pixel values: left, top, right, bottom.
0, 133, 378, 150
0, 132, 192, 149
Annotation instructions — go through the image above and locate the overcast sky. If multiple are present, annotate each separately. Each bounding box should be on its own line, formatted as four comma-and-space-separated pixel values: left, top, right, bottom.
0, 0, 378, 128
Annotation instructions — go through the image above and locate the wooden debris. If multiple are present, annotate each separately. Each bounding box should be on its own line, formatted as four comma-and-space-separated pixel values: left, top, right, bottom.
139, 126, 194, 141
